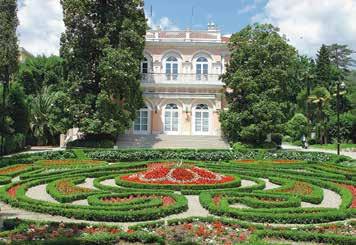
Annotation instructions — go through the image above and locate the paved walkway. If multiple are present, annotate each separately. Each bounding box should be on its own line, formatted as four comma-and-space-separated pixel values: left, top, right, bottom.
282, 144, 356, 160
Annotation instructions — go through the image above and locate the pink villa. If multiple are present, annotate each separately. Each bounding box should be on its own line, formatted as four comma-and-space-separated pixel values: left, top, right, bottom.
62, 24, 231, 148
125, 24, 230, 142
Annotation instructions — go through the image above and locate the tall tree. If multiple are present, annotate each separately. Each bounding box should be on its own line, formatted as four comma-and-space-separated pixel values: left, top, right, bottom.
220, 23, 300, 145
0, 0, 19, 154
327, 44, 356, 72
16, 56, 64, 95
60, 0, 147, 137
315, 44, 332, 90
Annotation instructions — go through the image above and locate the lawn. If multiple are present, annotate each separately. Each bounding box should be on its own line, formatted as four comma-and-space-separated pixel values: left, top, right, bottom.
311, 144, 356, 150
0, 149, 355, 244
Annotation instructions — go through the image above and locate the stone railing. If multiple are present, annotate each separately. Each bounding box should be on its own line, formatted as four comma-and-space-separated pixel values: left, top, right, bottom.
141, 73, 222, 84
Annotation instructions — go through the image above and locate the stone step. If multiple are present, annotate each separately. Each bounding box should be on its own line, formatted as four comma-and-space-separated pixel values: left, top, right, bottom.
116, 134, 230, 149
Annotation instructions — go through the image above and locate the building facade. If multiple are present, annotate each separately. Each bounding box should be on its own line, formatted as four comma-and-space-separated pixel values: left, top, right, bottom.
127, 25, 229, 137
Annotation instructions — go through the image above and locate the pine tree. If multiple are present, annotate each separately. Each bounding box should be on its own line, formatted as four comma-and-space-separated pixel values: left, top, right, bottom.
60, 0, 147, 137
327, 44, 356, 72
315, 44, 332, 90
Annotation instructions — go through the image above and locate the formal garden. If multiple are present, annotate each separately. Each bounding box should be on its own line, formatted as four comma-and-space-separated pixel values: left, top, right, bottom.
0, 148, 355, 244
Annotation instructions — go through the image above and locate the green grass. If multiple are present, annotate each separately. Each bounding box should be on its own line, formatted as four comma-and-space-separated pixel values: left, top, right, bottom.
311, 144, 356, 150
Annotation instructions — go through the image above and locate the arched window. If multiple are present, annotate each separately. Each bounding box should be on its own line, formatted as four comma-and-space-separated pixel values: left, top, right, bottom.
194, 104, 209, 134
164, 103, 179, 133
165, 56, 179, 80
196, 57, 209, 80
134, 106, 149, 133
141, 57, 149, 74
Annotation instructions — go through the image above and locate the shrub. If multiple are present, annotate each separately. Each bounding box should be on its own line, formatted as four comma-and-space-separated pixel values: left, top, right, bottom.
67, 139, 115, 148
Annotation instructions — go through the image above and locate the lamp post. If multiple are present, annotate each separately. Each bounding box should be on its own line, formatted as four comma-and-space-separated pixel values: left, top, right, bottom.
336, 81, 346, 155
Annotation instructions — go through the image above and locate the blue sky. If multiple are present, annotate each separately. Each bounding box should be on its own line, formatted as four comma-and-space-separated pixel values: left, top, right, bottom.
145, 0, 267, 35
17, 0, 356, 58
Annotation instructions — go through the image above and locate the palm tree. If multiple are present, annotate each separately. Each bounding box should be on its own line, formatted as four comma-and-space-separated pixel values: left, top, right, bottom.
30, 86, 59, 145
308, 87, 331, 144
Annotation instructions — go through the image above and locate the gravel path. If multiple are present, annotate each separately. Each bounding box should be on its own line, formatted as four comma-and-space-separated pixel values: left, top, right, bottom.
261, 178, 280, 190
240, 179, 256, 187
71, 199, 89, 206
282, 144, 356, 160
162, 195, 210, 221
76, 178, 97, 190
100, 179, 117, 187
26, 184, 58, 203
301, 188, 342, 208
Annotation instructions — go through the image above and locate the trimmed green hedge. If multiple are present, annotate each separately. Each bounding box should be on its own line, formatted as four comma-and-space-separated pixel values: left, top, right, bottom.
86, 148, 350, 163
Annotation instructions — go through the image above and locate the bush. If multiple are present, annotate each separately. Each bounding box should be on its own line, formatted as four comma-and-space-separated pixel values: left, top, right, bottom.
285, 113, 309, 142
67, 139, 115, 148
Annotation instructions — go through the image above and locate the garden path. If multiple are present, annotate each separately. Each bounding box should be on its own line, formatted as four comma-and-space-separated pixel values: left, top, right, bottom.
282, 144, 356, 160
26, 184, 58, 203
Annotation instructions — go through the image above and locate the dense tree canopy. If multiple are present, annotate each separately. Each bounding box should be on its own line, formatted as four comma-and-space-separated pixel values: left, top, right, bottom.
220, 23, 300, 145
16, 56, 64, 95
60, 0, 147, 136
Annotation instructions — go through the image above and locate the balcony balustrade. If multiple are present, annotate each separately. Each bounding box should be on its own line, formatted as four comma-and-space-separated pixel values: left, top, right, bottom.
141, 73, 222, 85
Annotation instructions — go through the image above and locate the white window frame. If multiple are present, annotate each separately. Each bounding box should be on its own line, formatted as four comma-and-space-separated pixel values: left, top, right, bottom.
163, 103, 180, 135
196, 57, 209, 81
164, 56, 179, 80
192, 104, 211, 135
133, 106, 151, 135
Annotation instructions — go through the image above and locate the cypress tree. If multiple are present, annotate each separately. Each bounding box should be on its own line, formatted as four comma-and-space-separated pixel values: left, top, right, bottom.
0, 0, 19, 154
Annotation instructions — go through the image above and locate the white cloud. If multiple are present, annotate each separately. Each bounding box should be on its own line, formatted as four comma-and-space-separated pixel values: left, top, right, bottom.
18, 0, 64, 56
252, 0, 356, 57
238, 0, 263, 14
147, 15, 179, 31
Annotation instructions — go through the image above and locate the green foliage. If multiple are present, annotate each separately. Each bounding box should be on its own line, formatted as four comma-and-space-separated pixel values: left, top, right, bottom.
61, 0, 146, 136
0, 83, 29, 154
85, 149, 349, 163
29, 86, 61, 145
316, 44, 332, 89
308, 86, 331, 144
327, 112, 356, 143
0, 0, 18, 81
67, 138, 115, 149
286, 113, 309, 141
16, 56, 64, 95
220, 23, 300, 145
327, 43, 356, 72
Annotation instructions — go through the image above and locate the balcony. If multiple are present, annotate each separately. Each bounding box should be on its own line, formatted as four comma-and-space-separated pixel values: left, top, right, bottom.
141, 73, 223, 86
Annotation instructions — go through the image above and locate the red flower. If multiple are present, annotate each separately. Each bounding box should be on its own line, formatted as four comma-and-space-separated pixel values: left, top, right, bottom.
172, 168, 194, 181
7, 185, 21, 198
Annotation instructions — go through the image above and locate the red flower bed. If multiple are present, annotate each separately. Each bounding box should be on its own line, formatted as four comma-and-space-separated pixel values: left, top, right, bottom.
171, 168, 194, 181
7, 185, 21, 198
121, 163, 235, 185
338, 184, 356, 208
147, 220, 254, 244
144, 167, 170, 179
0, 165, 29, 175
192, 167, 216, 179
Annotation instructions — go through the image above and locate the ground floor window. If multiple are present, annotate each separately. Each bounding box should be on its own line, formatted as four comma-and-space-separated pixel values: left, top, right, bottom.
134, 106, 149, 133
194, 104, 210, 134
164, 103, 179, 133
